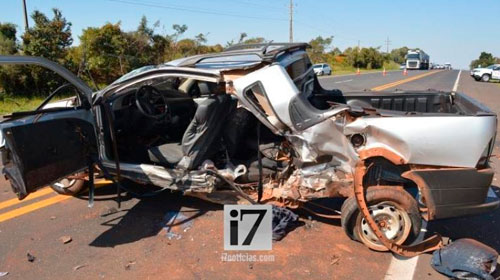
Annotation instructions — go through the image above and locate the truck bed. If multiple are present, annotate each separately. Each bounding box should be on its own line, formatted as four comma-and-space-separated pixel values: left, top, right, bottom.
313, 90, 495, 116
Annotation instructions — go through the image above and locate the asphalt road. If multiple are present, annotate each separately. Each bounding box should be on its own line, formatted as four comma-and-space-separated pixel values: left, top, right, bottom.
318, 70, 435, 92
1, 70, 500, 279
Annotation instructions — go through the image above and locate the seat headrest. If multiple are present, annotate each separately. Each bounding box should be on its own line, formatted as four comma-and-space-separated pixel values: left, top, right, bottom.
198, 82, 211, 96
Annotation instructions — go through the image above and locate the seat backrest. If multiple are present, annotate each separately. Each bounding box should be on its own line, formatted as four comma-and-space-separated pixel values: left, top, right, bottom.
178, 94, 235, 169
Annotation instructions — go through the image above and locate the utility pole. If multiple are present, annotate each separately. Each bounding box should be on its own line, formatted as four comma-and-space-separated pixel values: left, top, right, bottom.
22, 0, 29, 30
289, 0, 293, 43
385, 36, 392, 53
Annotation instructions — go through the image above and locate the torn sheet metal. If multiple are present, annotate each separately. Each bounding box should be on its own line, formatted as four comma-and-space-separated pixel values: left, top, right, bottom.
287, 116, 358, 173
431, 238, 498, 280
345, 116, 496, 168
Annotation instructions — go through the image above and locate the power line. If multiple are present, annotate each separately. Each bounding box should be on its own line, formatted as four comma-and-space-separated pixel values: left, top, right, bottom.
106, 0, 288, 22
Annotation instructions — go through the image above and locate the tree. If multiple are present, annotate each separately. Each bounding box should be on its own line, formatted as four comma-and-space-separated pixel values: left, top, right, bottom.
390, 46, 409, 64
0, 10, 73, 96
307, 36, 333, 63
470, 52, 497, 69
22, 9, 72, 61
79, 23, 128, 86
0, 22, 17, 55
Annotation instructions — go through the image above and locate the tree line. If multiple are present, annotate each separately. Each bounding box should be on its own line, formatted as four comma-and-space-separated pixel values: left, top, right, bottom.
1, 8, 413, 98
470, 52, 500, 69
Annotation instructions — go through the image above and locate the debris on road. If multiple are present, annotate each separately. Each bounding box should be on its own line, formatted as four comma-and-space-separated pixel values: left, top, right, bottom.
330, 254, 340, 265
162, 210, 194, 240
124, 261, 136, 270
431, 238, 498, 280
0, 272, 8, 277
73, 264, 87, 271
272, 206, 300, 241
59, 235, 72, 244
27, 252, 35, 262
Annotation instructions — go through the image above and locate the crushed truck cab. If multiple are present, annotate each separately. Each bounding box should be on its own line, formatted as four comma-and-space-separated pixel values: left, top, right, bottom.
0, 43, 498, 253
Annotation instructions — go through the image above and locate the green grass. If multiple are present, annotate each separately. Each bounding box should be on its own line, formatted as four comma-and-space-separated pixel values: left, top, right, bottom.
328, 61, 401, 76
0, 96, 46, 115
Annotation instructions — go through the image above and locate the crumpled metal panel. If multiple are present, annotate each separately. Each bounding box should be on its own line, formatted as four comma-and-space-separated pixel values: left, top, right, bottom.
431, 238, 498, 280
287, 116, 358, 173
345, 115, 497, 168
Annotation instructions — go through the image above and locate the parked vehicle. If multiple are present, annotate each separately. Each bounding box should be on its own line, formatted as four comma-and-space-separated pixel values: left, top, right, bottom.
1, 43, 498, 253
313, 63, 332, 76
471, 64, 500, 82
406, 49, 430, 70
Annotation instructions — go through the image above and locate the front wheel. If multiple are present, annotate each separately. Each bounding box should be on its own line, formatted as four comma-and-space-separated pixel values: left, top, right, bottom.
481, 74, 491, 82
341, 186, 422, 251
50, 172, 87, 195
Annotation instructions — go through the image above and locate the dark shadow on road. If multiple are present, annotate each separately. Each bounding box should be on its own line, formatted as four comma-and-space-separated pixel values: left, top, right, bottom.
89, 190, 221, 248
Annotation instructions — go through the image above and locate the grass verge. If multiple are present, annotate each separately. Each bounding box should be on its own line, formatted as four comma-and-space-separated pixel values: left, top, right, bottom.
0, 96, 46, 115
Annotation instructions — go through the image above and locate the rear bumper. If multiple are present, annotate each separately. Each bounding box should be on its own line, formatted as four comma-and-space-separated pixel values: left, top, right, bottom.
402, 167, 499, 220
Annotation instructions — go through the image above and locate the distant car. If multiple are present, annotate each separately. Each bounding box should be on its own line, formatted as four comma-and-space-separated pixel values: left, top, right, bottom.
399, 64, 406, 70
313, 63, 332, 76
471, 64, 500, 82
444, 63, 452, 70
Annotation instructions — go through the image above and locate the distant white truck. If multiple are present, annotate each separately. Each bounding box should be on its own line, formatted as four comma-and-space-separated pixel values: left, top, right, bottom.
470, 64, 500, 82
406, 50, 430, 70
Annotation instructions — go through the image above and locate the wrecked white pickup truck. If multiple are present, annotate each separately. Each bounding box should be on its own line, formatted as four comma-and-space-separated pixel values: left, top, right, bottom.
0, 43, 498, 255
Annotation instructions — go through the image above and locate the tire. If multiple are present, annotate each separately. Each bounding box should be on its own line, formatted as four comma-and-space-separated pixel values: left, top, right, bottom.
341, 186, 422, 251
50, 172, 87, 196
481, 74, 491, 82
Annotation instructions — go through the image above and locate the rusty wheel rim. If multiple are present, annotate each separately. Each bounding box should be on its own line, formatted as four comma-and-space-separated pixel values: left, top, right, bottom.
356, 201, 412, 251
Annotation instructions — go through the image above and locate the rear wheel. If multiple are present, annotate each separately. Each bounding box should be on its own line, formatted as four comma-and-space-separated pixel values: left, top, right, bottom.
341, 186, 422, 251
481, 74, 491, 82
50, 172, 87, 195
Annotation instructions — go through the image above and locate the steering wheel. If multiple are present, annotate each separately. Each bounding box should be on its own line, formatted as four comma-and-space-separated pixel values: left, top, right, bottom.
135, 85, 169, 119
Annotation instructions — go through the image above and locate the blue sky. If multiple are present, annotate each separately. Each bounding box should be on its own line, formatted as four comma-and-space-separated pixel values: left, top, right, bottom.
2, 0, 499, 69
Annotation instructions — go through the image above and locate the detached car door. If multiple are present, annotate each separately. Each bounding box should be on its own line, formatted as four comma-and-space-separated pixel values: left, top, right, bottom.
0, 56, 97, 200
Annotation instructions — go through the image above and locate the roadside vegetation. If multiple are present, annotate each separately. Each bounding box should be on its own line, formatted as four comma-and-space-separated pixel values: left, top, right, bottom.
1, 8, 414, 114
470, 52, 500, 69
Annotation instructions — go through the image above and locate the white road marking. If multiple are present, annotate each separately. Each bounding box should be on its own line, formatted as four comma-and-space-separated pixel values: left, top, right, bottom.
384, 220, 428, 280
452, 70, 462, 92
334, 79, 353, 84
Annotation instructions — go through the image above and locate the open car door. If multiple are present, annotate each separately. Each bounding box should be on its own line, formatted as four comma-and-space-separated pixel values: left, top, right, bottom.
0, 56, 97, 200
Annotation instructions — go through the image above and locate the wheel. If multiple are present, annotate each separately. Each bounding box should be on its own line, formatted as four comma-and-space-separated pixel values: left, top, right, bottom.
481, 74, 491, 82
50, 172, 87, 195
341, 186, 422, 251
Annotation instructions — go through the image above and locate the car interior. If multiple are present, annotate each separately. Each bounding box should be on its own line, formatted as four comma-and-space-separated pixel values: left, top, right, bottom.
103, 75, 287, 183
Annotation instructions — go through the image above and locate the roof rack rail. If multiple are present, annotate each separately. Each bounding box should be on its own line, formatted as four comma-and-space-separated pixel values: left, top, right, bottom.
224, 42, 309, 54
